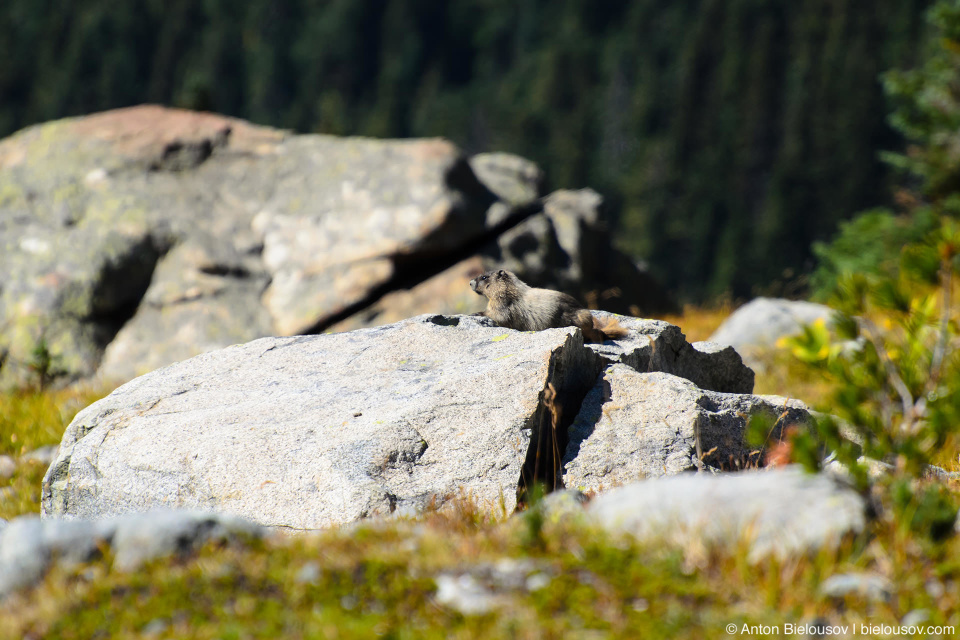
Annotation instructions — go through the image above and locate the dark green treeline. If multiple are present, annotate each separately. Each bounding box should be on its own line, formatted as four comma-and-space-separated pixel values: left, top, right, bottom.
0, 0, 931, 300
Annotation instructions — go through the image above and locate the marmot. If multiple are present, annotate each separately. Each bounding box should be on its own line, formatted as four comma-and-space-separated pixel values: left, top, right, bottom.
469, 269, 629, 343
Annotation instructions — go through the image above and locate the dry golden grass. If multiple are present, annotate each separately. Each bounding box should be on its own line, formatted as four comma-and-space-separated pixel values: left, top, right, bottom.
655, 303, 733, 343
0, 385, 109, 519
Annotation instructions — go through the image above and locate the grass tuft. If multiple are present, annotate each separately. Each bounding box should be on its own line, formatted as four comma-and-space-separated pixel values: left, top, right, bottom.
0, 385, 109, 520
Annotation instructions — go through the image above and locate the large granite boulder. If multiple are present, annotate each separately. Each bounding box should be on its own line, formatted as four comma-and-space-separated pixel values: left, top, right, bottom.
43, 314, 802, 530
43, 315, 599, 527
0, 106, 674, 389
0, 107, 282, 387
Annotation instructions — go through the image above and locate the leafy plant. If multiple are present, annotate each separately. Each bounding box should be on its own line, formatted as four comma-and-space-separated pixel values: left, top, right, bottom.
795, 4, 960, 523
27, 334, 65, 391
786, 206, 960, 538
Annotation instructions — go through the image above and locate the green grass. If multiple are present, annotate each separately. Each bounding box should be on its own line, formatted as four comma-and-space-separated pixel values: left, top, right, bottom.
2, 503, 959, 639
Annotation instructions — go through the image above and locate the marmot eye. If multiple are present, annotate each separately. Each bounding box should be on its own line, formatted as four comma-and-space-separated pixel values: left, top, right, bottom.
480, 275, 487, 281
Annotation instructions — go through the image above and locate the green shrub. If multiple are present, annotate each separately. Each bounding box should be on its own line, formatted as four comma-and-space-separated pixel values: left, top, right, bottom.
786, 218, 960, 535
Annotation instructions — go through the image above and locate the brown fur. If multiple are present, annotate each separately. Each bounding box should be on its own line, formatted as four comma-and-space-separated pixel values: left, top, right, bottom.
469, 269, 629, 344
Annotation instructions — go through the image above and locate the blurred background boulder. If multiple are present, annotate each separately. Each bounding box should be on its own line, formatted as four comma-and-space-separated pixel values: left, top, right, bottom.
0, 106, 672, 388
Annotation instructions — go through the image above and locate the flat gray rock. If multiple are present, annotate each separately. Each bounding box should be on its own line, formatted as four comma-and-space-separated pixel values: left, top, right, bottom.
587, 467, 866, 561
0, 455, 14, 480
434, 559, 551, 616
562, 366, 810, 491
487, 189, 677, 317
0, 510, 262, 598
819, 572, 893, 602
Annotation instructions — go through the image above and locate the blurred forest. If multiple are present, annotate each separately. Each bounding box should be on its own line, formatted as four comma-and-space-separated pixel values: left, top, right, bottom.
0, 0, 934, 301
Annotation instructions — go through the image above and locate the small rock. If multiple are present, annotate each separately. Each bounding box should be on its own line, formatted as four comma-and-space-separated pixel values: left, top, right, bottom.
709, 297, 835, 354
434, 574, 503, 615
491, 558, 539, 589
923, 465, 960, 481
0, 455, 15, 480
0, 510, 263, 598
295, 562, 321, 585
823, 456, 893, 482
434, 559, 552, 615
19, 445, 59, 467
525, 572, 551, 591
0, 517, 57, 597
825, 456, 960, 484
110, 510, 264, 571
819, 572, 892, 602
901, 609, 930, 627
140, 619, 169, 636
925, 580, 945, 599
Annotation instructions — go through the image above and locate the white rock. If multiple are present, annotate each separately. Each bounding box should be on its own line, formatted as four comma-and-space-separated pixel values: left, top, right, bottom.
587, 467, 865, 561
709, 297, 834, 353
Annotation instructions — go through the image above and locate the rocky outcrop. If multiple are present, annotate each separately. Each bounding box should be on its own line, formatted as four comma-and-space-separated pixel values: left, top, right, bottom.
0, 108, 282, 387
562, 366, 809, 492
488, 189, 677, 316
588, 315, 754, 394
0, 106, 672, 389
43, 314, 796, 530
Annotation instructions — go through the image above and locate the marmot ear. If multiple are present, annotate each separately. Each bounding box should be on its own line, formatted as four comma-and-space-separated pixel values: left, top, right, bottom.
497, 269, 506, 277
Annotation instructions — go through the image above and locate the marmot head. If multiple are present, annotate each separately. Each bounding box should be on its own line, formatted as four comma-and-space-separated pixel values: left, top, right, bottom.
469, 269, 513, 296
